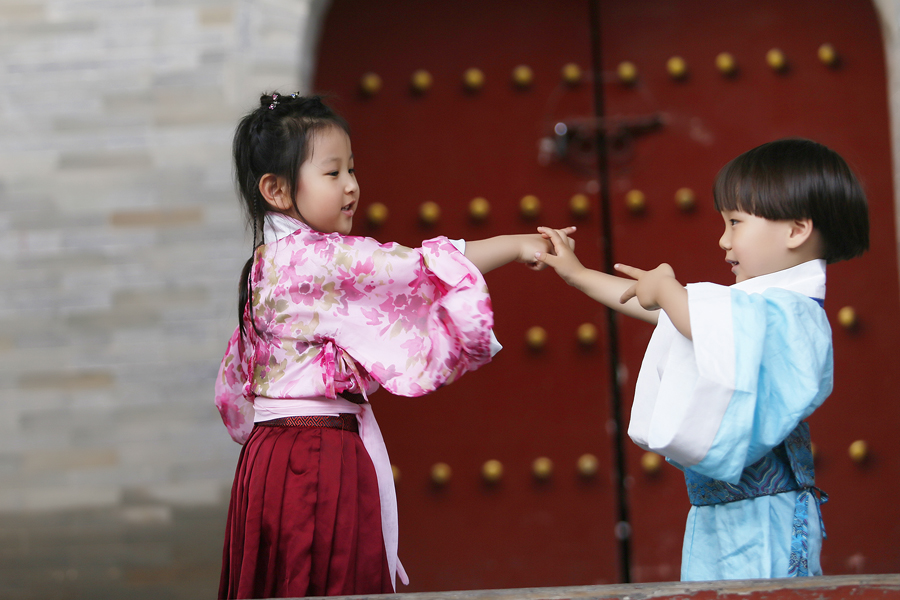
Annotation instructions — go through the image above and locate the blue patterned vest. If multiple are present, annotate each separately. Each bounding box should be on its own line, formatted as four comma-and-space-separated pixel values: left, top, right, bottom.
684, 422, 827, 576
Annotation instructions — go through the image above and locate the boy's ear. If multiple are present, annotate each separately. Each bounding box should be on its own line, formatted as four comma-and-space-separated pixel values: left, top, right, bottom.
786, 218, 815, 249
258, 174, 293, 211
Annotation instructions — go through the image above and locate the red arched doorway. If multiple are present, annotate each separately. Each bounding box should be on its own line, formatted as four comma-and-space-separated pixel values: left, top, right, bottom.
315, 0, 899, 589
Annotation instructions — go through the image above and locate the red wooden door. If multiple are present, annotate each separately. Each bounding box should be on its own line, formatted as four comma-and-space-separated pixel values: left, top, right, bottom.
597, 0, 900, 580
314, 0, 900, 590
315, 0, 621, 591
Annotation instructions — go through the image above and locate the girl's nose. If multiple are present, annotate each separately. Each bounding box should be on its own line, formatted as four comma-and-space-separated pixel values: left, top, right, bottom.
345, 175, 358, 195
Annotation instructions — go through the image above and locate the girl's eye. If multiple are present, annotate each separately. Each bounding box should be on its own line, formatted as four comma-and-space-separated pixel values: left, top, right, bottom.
327, 171, 339, 177
348, 168, 355, 175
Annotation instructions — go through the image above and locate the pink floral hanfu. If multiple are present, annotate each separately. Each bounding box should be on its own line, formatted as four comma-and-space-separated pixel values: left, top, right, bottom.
215, 216, 495, 443
215, 214, 496, 591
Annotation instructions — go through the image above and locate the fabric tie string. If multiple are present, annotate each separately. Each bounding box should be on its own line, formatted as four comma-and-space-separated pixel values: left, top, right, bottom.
342, 349, 408, 590
788, 487, 827, 577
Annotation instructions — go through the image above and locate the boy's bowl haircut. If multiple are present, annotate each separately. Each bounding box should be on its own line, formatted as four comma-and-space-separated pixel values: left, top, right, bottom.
713, 138, 870, 263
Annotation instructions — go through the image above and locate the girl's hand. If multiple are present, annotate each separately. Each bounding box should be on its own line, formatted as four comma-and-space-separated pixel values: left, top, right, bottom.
520, 226, 576, 271
463, 228, 576, 274
534, 226, 581, 281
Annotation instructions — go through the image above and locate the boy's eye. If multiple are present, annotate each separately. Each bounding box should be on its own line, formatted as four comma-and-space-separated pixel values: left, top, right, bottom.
730, 219, 739, 226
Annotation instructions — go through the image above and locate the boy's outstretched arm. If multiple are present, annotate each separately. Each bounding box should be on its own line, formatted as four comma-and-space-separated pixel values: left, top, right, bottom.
534, 227, 658, 325
464, 226, 576, 274
616, 263, 691, 339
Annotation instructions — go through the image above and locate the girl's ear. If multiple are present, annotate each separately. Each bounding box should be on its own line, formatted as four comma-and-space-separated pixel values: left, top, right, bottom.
258, 174, 293, 212
786, 218, 815, 249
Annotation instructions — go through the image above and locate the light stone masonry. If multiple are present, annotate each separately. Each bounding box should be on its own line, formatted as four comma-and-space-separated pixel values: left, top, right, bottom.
0, 0, 324, 521
1, 1, 324, 596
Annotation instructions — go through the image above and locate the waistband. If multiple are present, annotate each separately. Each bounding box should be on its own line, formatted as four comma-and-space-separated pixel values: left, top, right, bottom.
685, 422, 814, 506
255, 413, 358, 433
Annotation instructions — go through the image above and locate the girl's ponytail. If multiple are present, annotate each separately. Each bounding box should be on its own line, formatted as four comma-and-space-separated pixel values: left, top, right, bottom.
238, 256, 254, 336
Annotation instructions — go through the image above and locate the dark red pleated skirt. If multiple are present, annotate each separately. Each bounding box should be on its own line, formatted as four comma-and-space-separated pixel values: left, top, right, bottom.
219, 423, 393, 599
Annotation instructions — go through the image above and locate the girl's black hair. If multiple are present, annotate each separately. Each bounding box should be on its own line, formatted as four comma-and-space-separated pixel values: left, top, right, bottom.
713, 138, 869, 263
232, 93, 350, 333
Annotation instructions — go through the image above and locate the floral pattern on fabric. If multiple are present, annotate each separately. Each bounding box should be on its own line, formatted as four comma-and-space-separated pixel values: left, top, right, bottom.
215, 222, 494, 444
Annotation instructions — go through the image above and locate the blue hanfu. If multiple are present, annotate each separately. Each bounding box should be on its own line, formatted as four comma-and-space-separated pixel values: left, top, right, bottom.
628, 260, 832, 581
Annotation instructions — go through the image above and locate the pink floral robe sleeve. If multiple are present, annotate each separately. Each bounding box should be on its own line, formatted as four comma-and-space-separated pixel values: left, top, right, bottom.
215, 224, 494, 444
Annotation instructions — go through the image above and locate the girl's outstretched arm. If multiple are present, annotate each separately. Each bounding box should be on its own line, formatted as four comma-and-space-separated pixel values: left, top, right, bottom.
464, 226, 576, 274
535, 227, 658, 324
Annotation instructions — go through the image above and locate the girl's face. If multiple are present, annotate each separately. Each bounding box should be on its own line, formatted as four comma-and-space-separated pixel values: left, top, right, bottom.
718, 209, 797, 282
294, 126, 358, 235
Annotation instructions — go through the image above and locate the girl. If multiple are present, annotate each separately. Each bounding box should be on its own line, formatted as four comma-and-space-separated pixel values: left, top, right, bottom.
215, 93, 571, 599
536, 139, 869, 580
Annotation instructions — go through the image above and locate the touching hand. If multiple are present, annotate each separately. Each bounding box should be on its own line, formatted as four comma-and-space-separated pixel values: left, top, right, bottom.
517, 226, 576, 271
533, 226, 581, 281
615, 263, 677, 311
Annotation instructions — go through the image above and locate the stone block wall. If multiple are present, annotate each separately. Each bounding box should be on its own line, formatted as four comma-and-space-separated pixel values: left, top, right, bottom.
0, 1, 322, 595
0, 0, 324, 513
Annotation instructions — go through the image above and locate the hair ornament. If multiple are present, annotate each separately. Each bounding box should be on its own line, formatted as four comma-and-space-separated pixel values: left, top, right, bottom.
268, 93, 280, 110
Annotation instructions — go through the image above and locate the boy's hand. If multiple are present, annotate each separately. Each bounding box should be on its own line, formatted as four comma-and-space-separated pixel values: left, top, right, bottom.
617, 262, 691, 338
616, 263, 677, 311
463, 228, 575, 275
517, 227, 576, 271
534, 226, 581, 282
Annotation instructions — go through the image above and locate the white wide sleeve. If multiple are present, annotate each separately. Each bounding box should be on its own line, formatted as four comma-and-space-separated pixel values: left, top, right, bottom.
630, 283, 739, 470
629, 283, 833, 484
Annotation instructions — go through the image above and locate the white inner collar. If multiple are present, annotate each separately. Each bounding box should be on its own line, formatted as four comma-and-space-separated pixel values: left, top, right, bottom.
263, 212, 305, 244
730, 259, 826, 299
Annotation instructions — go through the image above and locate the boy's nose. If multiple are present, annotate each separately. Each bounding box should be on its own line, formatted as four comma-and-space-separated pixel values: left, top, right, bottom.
719, 230, 730, 250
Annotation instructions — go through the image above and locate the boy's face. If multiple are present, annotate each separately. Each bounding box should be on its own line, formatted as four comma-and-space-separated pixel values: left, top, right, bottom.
718, 210, 799, 282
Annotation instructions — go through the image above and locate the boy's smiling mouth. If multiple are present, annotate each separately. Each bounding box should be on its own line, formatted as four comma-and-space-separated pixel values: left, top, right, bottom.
727, 259, 739, 274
